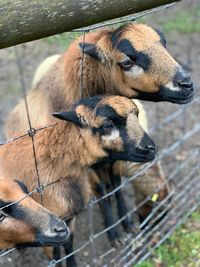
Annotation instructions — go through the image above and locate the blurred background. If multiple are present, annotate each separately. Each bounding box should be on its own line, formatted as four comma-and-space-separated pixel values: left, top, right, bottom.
0, 0, 199, 266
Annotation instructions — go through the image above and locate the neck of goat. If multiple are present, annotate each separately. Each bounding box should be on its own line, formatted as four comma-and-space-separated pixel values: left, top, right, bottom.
0, 121, 106, 186
62, 35, 116, 107
0, 121, 105, 217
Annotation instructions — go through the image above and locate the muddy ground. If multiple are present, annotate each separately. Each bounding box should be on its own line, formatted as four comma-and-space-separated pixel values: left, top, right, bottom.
0, 0, 199, 266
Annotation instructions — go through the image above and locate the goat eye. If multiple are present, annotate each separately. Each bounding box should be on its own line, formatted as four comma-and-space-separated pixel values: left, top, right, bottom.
118, 59, 134, 71
0, 213, 6, 222
102, 121, 115, 134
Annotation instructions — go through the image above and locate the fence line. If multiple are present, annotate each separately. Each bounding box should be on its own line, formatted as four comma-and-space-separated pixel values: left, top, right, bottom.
0, 1, 199, 266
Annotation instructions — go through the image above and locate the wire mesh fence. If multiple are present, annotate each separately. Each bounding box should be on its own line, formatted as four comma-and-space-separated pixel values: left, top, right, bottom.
0, 0, 199, 266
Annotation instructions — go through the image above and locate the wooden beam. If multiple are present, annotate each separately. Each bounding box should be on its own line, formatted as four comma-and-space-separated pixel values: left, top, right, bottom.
0, 0, 180, 49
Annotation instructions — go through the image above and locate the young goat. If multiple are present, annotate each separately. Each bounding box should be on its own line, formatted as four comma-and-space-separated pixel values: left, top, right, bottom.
32, 57, 171, 244
5, 23, 193, 136
2, 95, 156, 266
0, 180, 69, 249
5, 23, 192, 245
112, 161, 171, 224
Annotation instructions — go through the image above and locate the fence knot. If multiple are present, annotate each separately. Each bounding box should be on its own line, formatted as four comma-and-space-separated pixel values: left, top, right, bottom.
36, 185, 45, 193
28, 127, 36, 137
48, 259, 57, 267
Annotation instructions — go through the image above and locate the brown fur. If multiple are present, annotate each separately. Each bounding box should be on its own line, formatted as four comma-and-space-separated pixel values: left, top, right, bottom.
2, 95, 150, 221
5, 23, 181, 137
113, 161, 170, 219
2, 95, 156, 264
0, 180, 68, 249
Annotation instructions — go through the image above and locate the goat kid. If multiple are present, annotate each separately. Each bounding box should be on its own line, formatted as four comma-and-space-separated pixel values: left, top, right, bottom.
2, 95, 156, 266
5, 23, 190, 246
0, 180, 69, 249
5, 23, 194, 137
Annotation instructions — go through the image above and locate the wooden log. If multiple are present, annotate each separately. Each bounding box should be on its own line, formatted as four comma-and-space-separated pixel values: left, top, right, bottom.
0, 0, 180, 49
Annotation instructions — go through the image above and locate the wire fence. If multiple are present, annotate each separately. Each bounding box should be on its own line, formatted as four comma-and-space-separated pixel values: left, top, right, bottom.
0, 0, 199, 266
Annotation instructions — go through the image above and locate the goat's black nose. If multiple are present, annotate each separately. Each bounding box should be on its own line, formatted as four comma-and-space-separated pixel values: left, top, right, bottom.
53, 225, 67, 233
52, 218, 69, 234
146, 145, 156, 152
174, 69, 193, 90
137, 144, 156, 153
178, 77, 193, 89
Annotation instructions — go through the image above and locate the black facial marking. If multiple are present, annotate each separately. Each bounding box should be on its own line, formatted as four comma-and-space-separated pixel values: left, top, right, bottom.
154, 28, 166, 48
0, 200, 11, 209
15, 180, 29, 194
110, 24, 127, 47
0, 200, 27, 220
116, 39, 151, 71
92, 104, 126, 135
96, 105, 125, 125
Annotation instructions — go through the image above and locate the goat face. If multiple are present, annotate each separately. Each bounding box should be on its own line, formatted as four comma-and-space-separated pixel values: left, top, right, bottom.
53, 95, 156, 163
0, 180, 69, 249
79, 23, 193, 104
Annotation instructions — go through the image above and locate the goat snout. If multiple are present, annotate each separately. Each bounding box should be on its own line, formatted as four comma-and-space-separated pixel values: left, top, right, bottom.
50, 217, 70, 237
173, 69, 193, 91
134, 133, 156, 161
137, 143, 156, 154
145, 145, 156, 153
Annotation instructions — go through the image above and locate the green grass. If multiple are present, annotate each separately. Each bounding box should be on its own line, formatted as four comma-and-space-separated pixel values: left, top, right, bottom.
42, 6, 200, 50
161, 8, 200, 34
136, 211, 200, 267
43, 31, 81, 50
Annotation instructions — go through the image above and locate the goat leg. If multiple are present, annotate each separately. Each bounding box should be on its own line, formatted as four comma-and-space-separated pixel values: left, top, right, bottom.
96, 181, 121, 247
53, 246, 62, 267
63, 233, 77, 267
109, 164, 136, 234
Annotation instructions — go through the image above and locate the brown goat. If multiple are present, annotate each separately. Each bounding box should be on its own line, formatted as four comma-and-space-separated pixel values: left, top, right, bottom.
33, 58, 171, 243
5, 23, 193, 137
112, 161, 171, 223
2, 95, 156, 266
0, 180, 69, 249
5, 23, 192, 248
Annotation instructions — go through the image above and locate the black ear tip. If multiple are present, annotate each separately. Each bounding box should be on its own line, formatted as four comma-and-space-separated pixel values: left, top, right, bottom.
52, 112, 63, 120
78, 42, 95, 51
79, 42, 88, 51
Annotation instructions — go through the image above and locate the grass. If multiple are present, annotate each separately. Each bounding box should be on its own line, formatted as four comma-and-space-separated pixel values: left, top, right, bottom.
161, 8, 200, 34
43, 31, 81, 50
42, 5, 200, 50
136, 211, 200, 267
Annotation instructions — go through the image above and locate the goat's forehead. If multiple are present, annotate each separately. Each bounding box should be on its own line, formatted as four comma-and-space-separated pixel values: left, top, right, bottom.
123, 24, 159, 40
116, 25, 160, 52
99, 97, 137, 116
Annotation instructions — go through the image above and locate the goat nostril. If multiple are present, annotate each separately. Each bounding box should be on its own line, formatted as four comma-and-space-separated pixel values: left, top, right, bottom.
53, 224, 68, 233
146, 145, 155, 152
178, 80, 193, 89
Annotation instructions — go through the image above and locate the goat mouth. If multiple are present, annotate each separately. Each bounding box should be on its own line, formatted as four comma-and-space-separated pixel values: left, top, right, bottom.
130, 153, 155, 162
131, 87, 194, 104
165, 93, 193, 104
159, 85, 194, 104
16, 235, 69, 248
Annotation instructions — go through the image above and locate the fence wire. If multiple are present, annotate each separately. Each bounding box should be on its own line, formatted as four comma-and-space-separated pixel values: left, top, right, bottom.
0, 0, 199, 267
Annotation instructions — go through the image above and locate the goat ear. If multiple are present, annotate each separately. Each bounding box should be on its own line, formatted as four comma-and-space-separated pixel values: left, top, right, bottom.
52, 111, 82, 127
79, 42, 106, 63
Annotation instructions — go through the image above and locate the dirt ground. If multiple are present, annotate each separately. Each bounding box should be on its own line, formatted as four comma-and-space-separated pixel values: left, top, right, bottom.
0, 0, 199, 266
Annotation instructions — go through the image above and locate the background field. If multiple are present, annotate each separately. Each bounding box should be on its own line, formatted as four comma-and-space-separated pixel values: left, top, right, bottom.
0, 0, 199, 266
